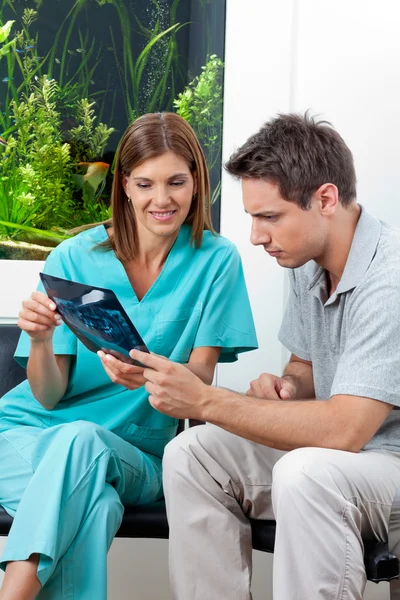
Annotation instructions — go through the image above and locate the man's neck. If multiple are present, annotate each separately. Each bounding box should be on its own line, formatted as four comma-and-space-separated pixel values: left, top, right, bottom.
320, 203, 361, 296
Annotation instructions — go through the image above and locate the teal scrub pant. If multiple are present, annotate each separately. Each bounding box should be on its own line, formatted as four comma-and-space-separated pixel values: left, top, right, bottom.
0, 420, 163, 599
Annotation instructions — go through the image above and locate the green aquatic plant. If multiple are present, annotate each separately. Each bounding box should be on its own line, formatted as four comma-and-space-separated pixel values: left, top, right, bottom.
174, 54, 224, 203
0, 8, 52, 136
0, 18, 17, 133
0, 219, 71, 245
68, 99, 114, 221
69, 98, 115, 161
174, 54, 224, 170
1, 0, 188, 134
8, 75, 76, 230
0, 150, 72, 247
0, 168, 38, 238
0, 73, 114, 245
2, 1, 103, 123
108, 0, 187, 121
21, 7, 37, 27
6, 7, 48, 94
0, 18, 14, 52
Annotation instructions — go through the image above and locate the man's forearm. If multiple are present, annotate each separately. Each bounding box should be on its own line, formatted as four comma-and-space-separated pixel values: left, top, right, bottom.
202, 387, 354, 452
283, 360, 315, 399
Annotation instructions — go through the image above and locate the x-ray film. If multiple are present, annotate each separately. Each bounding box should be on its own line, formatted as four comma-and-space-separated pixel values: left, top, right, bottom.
40, 273, 149, 366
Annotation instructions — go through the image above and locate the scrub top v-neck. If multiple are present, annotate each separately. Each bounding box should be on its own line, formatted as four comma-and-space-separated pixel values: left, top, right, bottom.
107, 224, 180, 306
0, 224, 258, 458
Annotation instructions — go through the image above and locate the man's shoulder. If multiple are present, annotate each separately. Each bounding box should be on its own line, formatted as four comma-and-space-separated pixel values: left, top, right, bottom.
369, 220, 400, 275
351, 221, 400, 305
377, 220, 400, 255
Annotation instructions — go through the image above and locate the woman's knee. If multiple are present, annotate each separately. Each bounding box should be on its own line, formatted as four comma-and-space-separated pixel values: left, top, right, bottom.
40, 420, 102, 446
32, 421, 108, 472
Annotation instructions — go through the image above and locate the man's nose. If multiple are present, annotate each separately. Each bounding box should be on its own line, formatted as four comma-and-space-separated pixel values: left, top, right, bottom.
250, 222, 271, 246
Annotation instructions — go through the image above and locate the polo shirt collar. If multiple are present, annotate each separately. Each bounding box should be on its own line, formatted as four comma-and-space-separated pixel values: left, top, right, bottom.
336, 205, 381, 294
303, 205, 382, 301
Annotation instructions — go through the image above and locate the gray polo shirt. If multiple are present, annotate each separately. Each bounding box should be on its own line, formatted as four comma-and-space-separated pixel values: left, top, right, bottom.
278, 206, 400, 451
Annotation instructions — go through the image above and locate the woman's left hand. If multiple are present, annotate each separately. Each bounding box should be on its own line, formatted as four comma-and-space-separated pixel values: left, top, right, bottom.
97, 351, 146, 390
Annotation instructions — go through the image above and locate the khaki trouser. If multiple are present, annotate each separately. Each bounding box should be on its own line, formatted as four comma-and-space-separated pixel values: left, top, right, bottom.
162, 424, 400, 600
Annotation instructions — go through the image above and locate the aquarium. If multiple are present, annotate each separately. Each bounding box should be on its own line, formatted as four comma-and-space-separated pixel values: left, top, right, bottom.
0, 0, 226, 259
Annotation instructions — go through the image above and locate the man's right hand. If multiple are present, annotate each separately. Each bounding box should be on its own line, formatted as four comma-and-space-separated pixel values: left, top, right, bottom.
18, 291, 62, 342
246, 373, 297, 400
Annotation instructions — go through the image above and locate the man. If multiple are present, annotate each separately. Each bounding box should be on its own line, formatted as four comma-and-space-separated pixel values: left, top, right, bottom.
132, 113, 400, 599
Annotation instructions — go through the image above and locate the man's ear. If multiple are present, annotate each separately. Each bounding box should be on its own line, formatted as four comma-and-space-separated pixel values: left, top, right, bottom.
314, 183, 339, 216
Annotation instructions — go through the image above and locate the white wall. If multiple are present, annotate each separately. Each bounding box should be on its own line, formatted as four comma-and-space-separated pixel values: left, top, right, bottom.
218, 0, 294, 391
1, 0, 400, 597
0, 261, 44, 324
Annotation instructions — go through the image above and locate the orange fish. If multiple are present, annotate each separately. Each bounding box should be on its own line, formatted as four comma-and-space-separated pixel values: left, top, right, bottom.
0, 136, 7, 147
77, 161, 109, 190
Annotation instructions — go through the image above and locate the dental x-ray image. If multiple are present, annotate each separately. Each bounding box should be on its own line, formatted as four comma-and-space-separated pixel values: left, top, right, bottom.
40, 273, 149, 366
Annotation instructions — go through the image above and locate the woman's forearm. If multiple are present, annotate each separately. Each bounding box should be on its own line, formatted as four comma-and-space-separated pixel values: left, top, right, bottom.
27, 339, 69, 409
185, 362, 214, 385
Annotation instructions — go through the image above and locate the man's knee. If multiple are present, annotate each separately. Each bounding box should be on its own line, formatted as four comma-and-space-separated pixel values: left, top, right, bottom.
272, 447, 349, 511
163, 424, 243, 471
163, 424, 245, 494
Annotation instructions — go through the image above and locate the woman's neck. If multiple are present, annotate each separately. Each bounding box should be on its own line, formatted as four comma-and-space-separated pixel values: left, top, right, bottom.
133, 231, 178, 269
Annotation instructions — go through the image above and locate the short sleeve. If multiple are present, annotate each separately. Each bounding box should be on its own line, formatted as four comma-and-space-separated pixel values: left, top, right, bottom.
331, 271, 400, 406
278, 270, 311, 361
14, 249, 78, 369
193, 244, 258, 362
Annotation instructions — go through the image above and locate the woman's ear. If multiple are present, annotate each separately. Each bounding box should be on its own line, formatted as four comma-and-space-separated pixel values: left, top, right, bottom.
122, 175, 129, 197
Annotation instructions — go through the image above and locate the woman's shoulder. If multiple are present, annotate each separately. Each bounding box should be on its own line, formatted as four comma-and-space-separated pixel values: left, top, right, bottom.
196, 230, 241, 268
200, 229, 238, 255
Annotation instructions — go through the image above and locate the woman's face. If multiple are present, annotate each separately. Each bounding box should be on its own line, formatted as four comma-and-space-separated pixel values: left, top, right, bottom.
122, 151, 196, 243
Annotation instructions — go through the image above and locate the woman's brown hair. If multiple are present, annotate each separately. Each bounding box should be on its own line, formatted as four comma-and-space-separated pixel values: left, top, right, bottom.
73, 112, 214, 261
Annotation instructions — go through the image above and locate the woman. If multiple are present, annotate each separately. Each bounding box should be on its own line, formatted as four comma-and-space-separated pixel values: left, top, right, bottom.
0, 112, 257, 600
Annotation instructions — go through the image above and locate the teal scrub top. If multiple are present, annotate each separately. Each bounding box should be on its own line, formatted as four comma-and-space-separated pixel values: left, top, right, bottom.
0, 224, 258, 458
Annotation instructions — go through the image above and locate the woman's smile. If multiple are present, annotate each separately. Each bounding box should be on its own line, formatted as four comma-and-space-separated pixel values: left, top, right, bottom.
149, 209, 177, 221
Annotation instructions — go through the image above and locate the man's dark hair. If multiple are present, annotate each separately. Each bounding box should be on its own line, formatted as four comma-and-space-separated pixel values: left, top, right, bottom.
225, 112, 357, 208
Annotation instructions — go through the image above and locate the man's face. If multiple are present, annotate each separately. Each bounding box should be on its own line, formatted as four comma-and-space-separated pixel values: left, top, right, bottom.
242, 178, 326, 268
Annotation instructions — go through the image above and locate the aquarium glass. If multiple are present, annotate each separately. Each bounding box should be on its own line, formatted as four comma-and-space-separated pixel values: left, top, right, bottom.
0, 0, 226, 259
